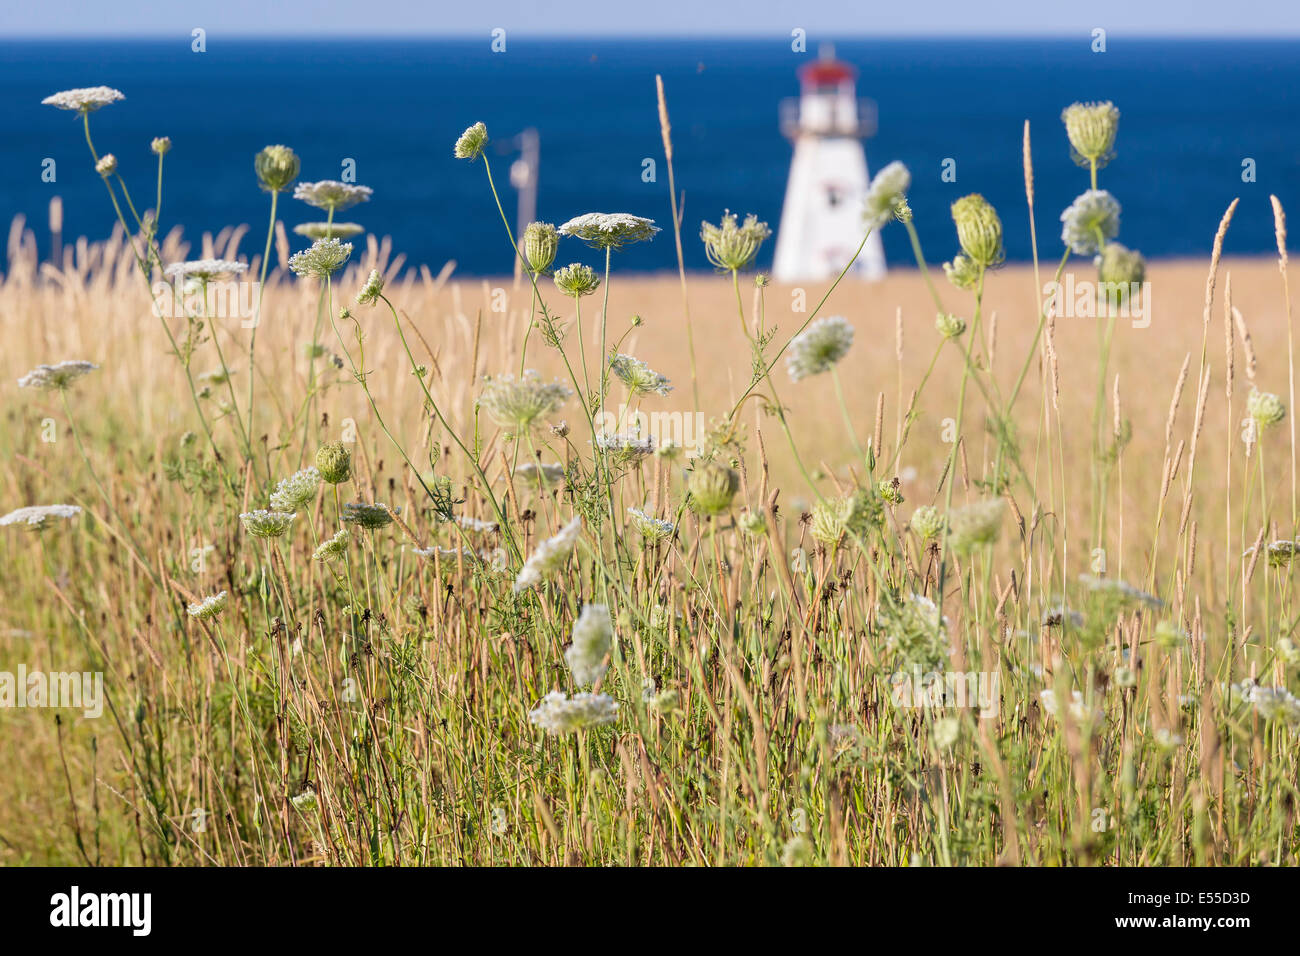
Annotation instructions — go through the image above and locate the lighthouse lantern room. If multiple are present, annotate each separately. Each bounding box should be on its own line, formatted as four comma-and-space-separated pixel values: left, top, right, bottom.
772, 46, 887, 282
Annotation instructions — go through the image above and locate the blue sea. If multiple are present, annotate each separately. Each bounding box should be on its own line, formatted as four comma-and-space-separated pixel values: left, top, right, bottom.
2, 37, 1298, 275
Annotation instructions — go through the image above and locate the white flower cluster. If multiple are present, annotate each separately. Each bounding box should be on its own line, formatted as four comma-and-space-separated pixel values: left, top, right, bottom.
1228, 679, 1300, 725
269, 467, 321, 512
0, 504, 82, 531
514, 516, 582, 592
528, 691, 619, 734
17, 360, 99, 391
187, 591, 228, 620
42, 86, 124, 112
786, 316, 854, 382
163, 259, 249, 281
564, 603, 614, 686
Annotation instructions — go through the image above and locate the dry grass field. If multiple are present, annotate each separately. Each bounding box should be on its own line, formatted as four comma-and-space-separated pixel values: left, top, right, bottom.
2, 100, 1299, 866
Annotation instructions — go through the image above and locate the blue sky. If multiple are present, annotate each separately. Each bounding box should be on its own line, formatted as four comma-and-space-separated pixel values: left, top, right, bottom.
2, 0, 1298, 36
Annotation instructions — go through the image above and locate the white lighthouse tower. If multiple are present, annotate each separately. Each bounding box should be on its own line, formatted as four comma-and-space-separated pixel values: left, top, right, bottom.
772, 46, 886, 281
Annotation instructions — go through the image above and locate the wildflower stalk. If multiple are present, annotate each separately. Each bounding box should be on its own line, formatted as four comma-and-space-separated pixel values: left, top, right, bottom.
248, 186, 280, 461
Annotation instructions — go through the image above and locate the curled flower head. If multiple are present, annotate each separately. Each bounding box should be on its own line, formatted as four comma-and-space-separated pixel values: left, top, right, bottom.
687, 462, 740, 517
947, 498, 1005, 553
239, 510, 297, 538
1267, 540, 1298, 568
17, 360, 99, 391
528, 691, 619, 734
553, 262, 601, 298
1061, 189, 1120, 256
881, 593, 949, 672
943, 254, 981, 291
786, 315, 854, 382
1096, 242, 1145, 304
478, 370, 572, 431
164, 259, 248, 281
151, 136, 172, 156
315, 441, 352, 484
565, 603, 614, 686
42, 86, 124, 112
862, 161, 912, 229
514, 516, 582, 593
254, 145, 300, 193
313, 527, 350, 561
0, 504, 82, 532
609, 353, 672, 397
935, 312, 967, 339
269, 467, 321, 512
187, 591, 228, 621
453, 122, 488, 161
523, 221, 559, 275
513, 462, 566, 488
594, 432, 656, 465
290, 789, 318, 812
558, 212, 660, 250
951, 194, 1004, 269
356, 269, 385, 306
700, 211, 771, 272
340, 502, 395, 530
810, 490, 880, 546
294, 221, 364, 241
738, 510, 768, 536
95, 154, 117, 177
1248, 388, 1286, 429
292, 180, 372, 213
627, 507, 675, 542
909, 504, 945, 540
289, 238, 352, 278
1061, 101, 1120, 169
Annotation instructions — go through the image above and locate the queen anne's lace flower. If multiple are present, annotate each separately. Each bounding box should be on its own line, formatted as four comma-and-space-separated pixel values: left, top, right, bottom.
514, 516, 582, 592
947, 499, 1005, 552
478, 371, 572, 431
528, 691, 619, 734
0, 504, 82, 531
553, 263, 601, 297
453, 122, 488, 160
558, 212, 660, 249
609, 354, 672, 396
786, 316, 854, 382
1061, 189, 1120, 255
17, 361, 99, 391
355, 269, 384, 306
312, 528, 350, 561
289, 238, 352, 278
269, 468, 321, 512
164, 259, 249, 281
340, 503, 395, 530
513, 462, 566, 487
862, 161, 911, 229
627, 507, 675, 541
700, 211, 771, 271
239, 510, 297, 538
1061, 101, 1120, 168
594, 432, 656, 464
187, 591, 228, 620
292, 180, 373, 212
293, 222, 364, 240
42, 86, 124, 112
565, 603, 614, 686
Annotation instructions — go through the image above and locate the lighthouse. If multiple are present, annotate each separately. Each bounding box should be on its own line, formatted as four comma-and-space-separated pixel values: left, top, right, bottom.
772, 46, 887, 282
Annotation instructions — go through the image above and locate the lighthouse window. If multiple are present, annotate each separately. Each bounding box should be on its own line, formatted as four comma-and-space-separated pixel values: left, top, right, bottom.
825, 185, 841, 207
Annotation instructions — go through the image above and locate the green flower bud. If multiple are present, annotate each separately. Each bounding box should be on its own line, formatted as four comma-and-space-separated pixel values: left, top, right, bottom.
936, 312, 967, 339
553, 262, 601, 298
151, 136, 172, 156
315, 440, 352, 484
453, 122, 488, 161
943, 254, 981, 291
951, 194, 1004, 269
523, 221, 559, 275
687, 461, 739, 517
1061, 101, 1119, 169
255, 144, 300, 193
1248, 388, 1286, 429
1097, 242, 1146, 306
909, 505, 944, 540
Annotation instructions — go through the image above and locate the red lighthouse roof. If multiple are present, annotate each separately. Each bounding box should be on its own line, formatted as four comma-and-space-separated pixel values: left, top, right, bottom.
798, 47, 857, 88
